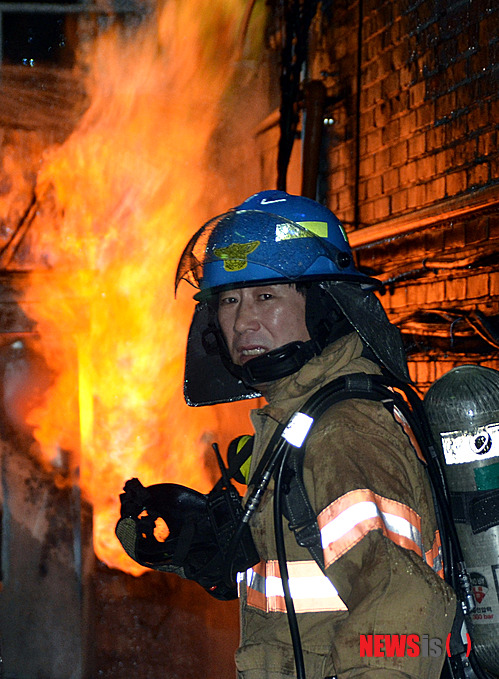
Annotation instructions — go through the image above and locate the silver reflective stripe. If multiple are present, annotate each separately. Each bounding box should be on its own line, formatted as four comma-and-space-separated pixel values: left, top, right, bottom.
432, 549, 443, 574
320, 500, 423, 553
318, 489, 426, 568
243, 560, 347, 613
282, 412, 315, 448
381, 511, 423, 553
426, 543, 443, 574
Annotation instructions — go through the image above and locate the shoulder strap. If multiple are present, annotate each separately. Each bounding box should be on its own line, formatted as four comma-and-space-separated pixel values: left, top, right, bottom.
280, 373, 384, 572
279, 372, 426, 575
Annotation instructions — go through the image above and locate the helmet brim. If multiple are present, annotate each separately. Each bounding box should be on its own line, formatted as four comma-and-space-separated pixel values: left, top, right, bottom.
192, 272, 381, 302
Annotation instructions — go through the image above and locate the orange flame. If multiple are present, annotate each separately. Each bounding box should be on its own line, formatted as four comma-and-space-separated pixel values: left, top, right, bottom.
18, 0, 260, 574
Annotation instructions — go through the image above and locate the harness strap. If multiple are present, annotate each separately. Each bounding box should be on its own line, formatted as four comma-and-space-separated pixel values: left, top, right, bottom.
282, 445, 325, 570
279, 373, 391, 575
450, 489, 499, 533
278, 373, 439, 579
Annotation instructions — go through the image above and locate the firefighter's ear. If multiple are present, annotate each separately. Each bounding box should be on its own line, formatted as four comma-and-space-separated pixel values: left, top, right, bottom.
227, 435, 254, 485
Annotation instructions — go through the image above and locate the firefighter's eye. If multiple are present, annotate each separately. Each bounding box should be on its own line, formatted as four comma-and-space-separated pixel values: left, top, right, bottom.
218, 294, 240, 308
471, 432, 492, 455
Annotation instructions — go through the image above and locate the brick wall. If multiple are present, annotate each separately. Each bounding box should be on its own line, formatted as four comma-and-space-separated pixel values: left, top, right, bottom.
317, 0, 498, 227
354, 206, 499, 389
306, 0, 499, 388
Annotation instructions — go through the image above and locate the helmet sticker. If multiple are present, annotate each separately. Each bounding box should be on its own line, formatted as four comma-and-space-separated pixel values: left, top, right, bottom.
275, 220, 328, 241
297, 220, 328, 238
214, 241, 260, 272
336, 223, 349, 242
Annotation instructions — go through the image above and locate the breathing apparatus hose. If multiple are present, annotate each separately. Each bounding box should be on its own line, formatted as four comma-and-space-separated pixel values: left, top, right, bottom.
274, 445, 307, 679
220, 413, 311, 679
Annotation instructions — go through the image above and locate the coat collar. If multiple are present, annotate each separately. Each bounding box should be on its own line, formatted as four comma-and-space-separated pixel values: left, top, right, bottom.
253, 332, 383, 424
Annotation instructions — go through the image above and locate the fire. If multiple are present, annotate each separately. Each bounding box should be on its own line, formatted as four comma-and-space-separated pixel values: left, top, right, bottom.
17, 0, 259, 574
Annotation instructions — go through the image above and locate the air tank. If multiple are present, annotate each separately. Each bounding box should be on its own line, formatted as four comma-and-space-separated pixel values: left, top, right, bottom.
424, 364, 499, 676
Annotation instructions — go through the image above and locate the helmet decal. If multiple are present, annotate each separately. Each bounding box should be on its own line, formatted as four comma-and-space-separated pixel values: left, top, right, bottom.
297, 221, 328, 238
214, 240, 260, 272
276, 220, 327, 240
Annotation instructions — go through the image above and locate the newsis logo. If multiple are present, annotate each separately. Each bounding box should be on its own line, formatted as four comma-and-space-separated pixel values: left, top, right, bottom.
360, 634, 471, 658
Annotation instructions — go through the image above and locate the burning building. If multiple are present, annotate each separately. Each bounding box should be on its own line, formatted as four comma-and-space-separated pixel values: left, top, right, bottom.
0, 0, 497, 677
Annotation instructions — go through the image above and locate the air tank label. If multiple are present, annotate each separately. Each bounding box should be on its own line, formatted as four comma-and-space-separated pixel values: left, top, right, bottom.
440, 422, 499, 465
469, 567, 499, 625
474, 461, 499, 491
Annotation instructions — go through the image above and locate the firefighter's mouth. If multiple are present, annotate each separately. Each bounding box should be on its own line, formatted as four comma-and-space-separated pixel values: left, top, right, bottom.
240, 347, 267, 362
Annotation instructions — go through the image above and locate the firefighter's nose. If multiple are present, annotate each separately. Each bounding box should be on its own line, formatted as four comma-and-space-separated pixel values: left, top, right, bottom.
233, 300, 260, 334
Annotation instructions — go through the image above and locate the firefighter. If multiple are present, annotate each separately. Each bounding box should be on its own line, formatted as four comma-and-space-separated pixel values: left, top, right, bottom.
171, 190, 456, 679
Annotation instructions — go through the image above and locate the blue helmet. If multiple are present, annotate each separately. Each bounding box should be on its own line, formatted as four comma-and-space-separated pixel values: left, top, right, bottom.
176, 191, 409, 407
175, 190, 379, 299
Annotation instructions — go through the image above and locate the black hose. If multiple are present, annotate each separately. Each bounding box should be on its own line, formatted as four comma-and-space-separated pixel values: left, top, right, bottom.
274, 445, 306, 679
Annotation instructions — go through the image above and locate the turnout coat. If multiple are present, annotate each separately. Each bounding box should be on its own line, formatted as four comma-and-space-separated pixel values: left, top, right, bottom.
236, 332, 456, 679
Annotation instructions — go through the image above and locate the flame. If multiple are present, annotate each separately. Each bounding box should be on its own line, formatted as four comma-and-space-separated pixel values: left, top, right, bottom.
17, 0, 259, 574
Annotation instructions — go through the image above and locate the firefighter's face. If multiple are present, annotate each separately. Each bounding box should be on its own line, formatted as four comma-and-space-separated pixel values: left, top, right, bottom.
217, 284, 310, 367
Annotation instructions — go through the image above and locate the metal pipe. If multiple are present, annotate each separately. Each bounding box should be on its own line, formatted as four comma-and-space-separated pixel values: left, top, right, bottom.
300, 79, 326, 200
353, 0, 364, 229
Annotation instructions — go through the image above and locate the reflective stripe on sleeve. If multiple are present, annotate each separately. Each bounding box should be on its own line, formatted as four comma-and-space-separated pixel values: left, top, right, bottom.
392, 404, 427, 464
241, 559, 348, 613
425, 530, 444, 578
318, 489, 424, 568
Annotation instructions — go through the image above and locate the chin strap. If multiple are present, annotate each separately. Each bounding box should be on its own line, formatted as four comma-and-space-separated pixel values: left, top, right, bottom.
240, 339, 322, 386
234, 317, 335, 388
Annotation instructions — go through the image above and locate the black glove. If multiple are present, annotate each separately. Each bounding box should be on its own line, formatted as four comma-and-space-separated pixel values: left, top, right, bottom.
116, 477, 259, 600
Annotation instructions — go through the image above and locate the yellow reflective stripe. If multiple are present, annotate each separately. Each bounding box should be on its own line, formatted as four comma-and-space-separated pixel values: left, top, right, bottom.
275, 220, 328, 241
236, 435, 252, 484
296, 220, 328, 237
242, 560, 348, 613
318, 489, 424, 568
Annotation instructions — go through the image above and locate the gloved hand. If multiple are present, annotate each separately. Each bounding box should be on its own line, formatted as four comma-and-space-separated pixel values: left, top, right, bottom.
115, 477, 259, 600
